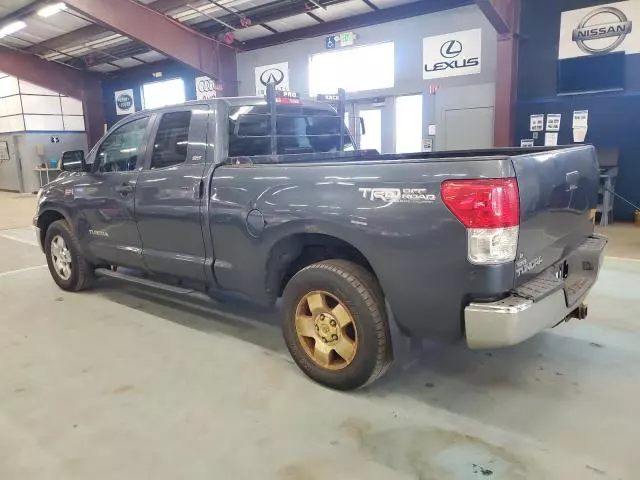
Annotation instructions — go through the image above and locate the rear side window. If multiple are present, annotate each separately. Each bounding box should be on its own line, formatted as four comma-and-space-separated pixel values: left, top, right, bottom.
151, 111, 192, 169
228, 105, 351, 157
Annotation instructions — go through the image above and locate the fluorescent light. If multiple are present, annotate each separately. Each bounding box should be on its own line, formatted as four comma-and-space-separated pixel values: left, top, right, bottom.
0, 21, 27, 38
37, 2, 67, 18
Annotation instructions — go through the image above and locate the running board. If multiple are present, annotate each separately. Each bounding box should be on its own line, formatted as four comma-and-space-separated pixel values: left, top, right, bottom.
94, 268, 210, 301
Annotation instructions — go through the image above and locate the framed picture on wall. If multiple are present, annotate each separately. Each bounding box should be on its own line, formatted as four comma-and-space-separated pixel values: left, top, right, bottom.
0, 141, 9, 162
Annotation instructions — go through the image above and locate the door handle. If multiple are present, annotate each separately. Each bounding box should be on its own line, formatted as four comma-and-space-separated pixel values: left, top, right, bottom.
193, 179, 204, 199
115, 184, 134, 195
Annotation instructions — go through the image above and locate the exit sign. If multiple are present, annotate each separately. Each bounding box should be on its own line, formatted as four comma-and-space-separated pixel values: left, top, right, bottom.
325, 31, 356, 49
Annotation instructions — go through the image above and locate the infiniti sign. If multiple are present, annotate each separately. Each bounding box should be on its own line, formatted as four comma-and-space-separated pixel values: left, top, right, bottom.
255, 62, 290, 95
572, 6, 632, 54
259, 68, 285, 87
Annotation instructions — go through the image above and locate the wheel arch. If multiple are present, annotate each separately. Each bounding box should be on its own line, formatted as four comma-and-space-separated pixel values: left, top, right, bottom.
265, 230, 379, 302
36, 208, 69, 249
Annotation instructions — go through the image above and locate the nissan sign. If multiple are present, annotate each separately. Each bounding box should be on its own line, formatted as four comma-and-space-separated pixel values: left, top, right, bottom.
423, 29, 482, 79
572, 6, 632, 54
559, 1, 640, 59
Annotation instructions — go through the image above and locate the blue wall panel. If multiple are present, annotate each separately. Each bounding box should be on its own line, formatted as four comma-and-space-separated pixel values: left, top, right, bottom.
517, 0, 640, 220
102, 60, 201, 128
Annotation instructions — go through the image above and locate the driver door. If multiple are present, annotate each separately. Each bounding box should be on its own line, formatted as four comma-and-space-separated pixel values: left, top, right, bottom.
76, 115, 151, 268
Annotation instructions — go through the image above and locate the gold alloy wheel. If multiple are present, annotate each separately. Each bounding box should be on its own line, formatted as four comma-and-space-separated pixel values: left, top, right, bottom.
294, 290, 358, 370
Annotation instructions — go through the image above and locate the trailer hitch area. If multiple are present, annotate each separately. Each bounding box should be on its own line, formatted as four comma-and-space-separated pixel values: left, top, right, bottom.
566, 303, 589, 321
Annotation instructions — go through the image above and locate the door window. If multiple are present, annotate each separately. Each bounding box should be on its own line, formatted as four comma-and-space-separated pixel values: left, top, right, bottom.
96, 116, 149, 173
151, 111, 192, 169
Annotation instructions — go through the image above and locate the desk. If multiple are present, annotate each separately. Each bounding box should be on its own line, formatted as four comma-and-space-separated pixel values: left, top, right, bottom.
34, 167, 61, 187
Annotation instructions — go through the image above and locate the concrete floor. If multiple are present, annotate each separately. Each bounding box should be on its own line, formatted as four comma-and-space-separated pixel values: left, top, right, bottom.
1, 191, 640, 479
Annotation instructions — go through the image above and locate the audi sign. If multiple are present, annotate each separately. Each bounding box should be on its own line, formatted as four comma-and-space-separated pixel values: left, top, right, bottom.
195, 75, 217, 100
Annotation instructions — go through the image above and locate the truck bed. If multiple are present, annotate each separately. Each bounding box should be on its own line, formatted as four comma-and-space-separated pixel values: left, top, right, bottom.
235, 146, 582, 165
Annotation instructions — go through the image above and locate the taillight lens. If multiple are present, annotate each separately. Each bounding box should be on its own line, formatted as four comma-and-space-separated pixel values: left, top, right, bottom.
441, 178, 520, 265
441, 178, 519, 228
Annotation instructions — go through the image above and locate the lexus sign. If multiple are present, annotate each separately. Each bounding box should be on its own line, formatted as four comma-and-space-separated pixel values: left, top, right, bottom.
559, 1, 640, 58
423, 29, 482, 79
255, 62, 290, 96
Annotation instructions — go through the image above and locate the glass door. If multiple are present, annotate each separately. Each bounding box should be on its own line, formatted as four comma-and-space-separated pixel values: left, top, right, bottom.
346, 102, 384, 153
395, 94, 423, 154
358, 109, 382, 152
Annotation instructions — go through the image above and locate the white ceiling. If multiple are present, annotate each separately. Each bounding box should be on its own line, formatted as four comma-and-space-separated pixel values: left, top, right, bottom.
314, 0, 373, 22
2, 0, 429, 72
0, 0, 33, 19
5, 11, 92, 45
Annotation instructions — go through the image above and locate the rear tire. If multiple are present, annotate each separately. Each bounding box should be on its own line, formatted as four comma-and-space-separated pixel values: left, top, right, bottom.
44, 219, 94, 292
282, 259, 392, 390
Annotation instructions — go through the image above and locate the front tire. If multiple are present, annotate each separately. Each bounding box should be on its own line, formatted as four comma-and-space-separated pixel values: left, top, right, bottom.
282, 260, 392, 390
44, 219, 94, 292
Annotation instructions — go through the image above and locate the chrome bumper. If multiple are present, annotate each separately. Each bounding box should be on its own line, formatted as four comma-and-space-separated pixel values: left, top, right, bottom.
465, 235, 607, 349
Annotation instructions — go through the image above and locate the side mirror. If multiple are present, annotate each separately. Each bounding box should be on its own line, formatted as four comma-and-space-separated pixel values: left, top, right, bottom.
61, 150, 87, 172
359, 117, 366, 136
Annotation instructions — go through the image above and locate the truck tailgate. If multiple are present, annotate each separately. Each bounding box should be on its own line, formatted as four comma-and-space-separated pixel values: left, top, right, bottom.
512, 145, 599, 286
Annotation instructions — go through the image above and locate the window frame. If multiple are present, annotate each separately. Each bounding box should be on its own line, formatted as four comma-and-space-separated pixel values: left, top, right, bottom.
226, 104, 353, 158
92, 115, 152, 174
141, 104, 210, 171
148, 110, 194, 170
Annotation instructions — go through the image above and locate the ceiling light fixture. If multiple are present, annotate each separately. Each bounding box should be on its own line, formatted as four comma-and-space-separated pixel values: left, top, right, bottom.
0, 20, 27, 38
37, 2, 68, 18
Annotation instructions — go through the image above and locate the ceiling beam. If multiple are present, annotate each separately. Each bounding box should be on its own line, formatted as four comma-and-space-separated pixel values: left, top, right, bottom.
474, 0, 510, 35
25, 0, 190, 56
242, 0, 471, 50
61, 0, 229, 81
26, 24, 108, 56
361, 0, 379, 11
197, 0, 351, 35
0, 47, 105, 147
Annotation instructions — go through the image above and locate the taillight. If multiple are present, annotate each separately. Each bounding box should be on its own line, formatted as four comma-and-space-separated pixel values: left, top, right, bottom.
441, 178, 520, 265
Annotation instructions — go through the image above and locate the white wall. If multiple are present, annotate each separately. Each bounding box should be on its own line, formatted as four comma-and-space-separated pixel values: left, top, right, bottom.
236, 5, 498, 150
0, 72, 85, 134
237, 5, 498, 99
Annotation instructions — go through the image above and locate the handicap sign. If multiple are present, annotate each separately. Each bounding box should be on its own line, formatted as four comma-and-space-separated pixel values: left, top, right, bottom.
325, 35, 336, 49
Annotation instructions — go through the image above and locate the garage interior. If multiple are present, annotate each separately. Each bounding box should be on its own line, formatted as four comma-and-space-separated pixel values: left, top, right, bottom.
2, 0, 640, 478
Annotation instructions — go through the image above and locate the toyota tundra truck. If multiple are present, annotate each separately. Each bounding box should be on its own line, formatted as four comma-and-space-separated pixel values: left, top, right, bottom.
33, 90, 607, 390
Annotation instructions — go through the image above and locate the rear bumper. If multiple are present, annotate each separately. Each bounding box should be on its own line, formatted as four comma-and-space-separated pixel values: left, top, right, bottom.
465, 234, 607, 349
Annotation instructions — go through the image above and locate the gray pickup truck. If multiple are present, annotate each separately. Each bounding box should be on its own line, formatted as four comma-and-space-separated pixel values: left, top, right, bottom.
34, 90, 607, 390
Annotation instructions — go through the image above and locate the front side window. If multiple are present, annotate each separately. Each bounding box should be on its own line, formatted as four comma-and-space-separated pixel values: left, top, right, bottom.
228, 105, 352, 157
151, 111, 192, 169
96, 116, 149, 173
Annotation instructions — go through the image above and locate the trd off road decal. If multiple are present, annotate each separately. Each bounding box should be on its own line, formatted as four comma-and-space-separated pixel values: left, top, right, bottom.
359, 187, 436, 204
